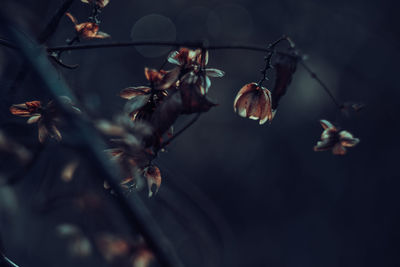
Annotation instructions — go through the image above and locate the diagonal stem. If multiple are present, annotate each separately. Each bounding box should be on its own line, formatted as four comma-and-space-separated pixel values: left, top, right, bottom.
299, 60, 342, 108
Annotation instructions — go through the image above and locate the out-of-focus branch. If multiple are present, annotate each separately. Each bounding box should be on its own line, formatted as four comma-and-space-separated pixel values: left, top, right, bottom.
0, 13, 185, 267
0, 252, 20, 267
38, 0, 75, 44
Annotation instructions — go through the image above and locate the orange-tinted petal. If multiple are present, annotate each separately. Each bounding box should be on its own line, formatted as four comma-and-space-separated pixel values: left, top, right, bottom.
332, 143, 346, 155
320, 119, 336, 130
339, 130, 360, 147
65, 12, 78, 25
144, 165, 161, 197
119, 87, 151, 99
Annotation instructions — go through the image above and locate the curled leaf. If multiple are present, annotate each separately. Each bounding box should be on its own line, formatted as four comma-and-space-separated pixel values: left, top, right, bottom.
271, 54, 298, 114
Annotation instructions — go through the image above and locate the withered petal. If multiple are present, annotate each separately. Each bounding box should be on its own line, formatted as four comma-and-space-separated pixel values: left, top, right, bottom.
320, 119, 336, 130
332, 143, 346, 155
27, 115, 41, 124
144, 165, 161, 197
167, 50, 182, 65
124, 94, 151, 115
61, 161, 79, 182
95, 31, 111, 38
120, 87, 151, 99
38, 120, 48, 143
339, 131, 360, 147
49, 124, 62, 142
96, 120, 126, 136
205, 68, 225, 78
65, 12, 78, 25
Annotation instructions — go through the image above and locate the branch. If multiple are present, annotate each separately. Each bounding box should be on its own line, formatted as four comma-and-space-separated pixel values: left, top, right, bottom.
257, 35, 289, 86
37, 0, 75, 44
0, 253, 20, 267
299, 60, 342, 108
0, 13, 185, 267
159, 113, 201, 150
46, 41, 300, 58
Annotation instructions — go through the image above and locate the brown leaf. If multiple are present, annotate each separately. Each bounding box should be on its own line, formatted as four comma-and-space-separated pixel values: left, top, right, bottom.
150, 91, 182, 138
271, 54, 298, 111
180, 82, 216, 114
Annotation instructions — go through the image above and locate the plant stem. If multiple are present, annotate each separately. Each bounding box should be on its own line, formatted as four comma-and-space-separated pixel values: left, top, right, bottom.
159, 113, 201, 150
38, 0, 76, 44
46, 41, 299, 58
299, 60, 341, 108
257, 35, 289, 87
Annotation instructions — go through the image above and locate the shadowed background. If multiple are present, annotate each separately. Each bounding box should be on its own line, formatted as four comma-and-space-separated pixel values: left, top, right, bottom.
0, 0, 399, 266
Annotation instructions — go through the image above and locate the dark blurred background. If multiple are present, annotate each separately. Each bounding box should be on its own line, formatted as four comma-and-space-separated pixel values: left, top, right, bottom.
1, 0, 400, 266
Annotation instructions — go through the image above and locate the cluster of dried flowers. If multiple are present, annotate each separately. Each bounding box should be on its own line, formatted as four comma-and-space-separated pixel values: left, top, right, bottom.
0, 0, 364, 265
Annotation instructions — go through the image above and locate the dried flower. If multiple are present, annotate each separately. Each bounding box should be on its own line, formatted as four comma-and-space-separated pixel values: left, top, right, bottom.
81, 0, 110, 8
119, 68, 177, 121
10, 97, 80, 143
96, 234, 130, 262
97, 118, 154, 190
144, 165, 161, 197
233, 82, 273, 124
66, 13, 110, 39
168, 47, 224, 95
168, 47, 205, 68
314, 119, 360, 155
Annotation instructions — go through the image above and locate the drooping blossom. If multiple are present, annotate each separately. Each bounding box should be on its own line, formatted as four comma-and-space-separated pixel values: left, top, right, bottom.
233, 82, 273, 125
314, 119, 360, 155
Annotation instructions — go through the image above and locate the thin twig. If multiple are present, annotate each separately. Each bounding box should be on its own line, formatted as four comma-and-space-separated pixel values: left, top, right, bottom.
46, 41, 299, 58
257, 35, 288, 87
159, 113, 201, 150
0, 14, 185, 267
299, 60, 341, 108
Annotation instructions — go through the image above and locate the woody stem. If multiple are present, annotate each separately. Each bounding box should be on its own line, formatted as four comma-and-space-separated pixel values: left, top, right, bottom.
159, 113, 202, 150
299, 61, 342, 108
